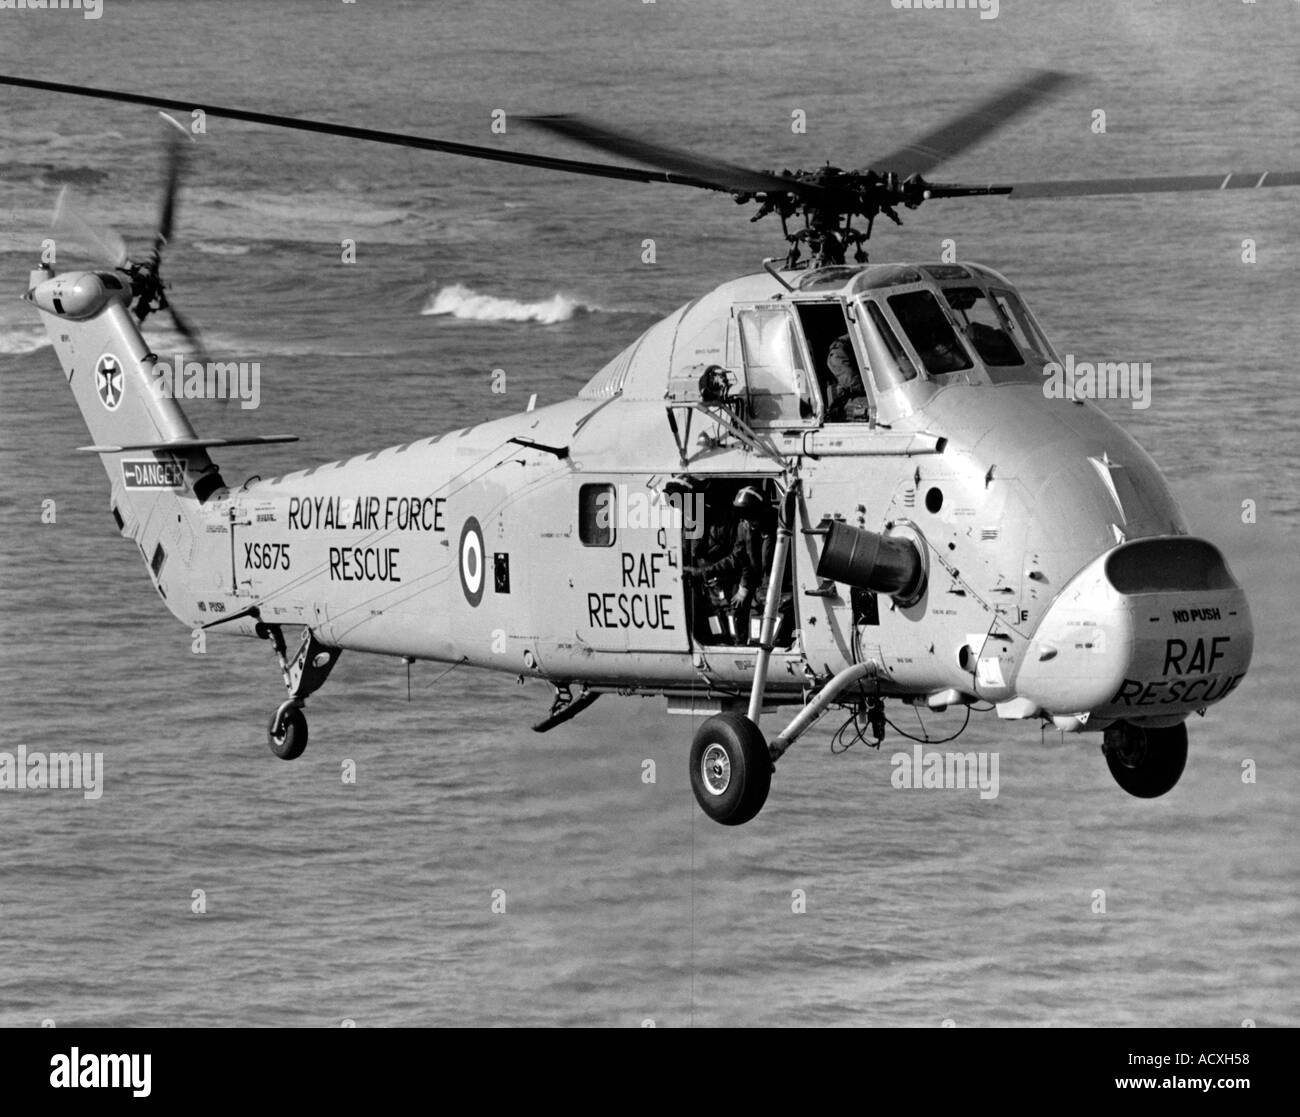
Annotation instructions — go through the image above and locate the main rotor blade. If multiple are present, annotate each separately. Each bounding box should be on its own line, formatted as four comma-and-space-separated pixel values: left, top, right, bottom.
1000, 170, 1300, 199
524, 114, 821, 198
0, 74, 726, 192
872, 70, 1075, 178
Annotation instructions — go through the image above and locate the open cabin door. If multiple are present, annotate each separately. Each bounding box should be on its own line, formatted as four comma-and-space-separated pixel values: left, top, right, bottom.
570, 477, 690, 653
730, 302, 822, 426
791, 486, 862, 673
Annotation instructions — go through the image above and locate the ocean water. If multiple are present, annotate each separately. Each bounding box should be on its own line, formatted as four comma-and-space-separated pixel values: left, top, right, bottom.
0, 0, 1296, 1027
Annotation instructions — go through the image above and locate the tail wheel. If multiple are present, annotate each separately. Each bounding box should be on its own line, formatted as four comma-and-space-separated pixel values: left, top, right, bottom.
1103, 720, 1187, 798
689, 712, 772, 825
268, 702, 308, 761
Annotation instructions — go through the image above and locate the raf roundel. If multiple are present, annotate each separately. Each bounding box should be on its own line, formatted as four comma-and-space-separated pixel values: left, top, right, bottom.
459, 517, 485, 607
94, 353, 124, 411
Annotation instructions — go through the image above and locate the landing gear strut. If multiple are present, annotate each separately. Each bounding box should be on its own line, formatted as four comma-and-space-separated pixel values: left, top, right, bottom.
258, 625, 341, 760
1103, 720, 1188, 798
686, 482, 792, 825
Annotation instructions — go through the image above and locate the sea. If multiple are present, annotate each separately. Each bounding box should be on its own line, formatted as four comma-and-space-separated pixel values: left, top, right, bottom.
0, 0, 1296, 1027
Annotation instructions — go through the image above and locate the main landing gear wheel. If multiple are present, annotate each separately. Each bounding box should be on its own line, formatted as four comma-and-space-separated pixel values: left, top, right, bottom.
267, 701, 308, 761
1103, 720, 1187, 798
689, 712, 772, 826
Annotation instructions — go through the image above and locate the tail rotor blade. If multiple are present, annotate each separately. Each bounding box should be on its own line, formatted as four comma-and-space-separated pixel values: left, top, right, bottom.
155, 112, 193, 252
51, 186, 128, 268
163, 303, 226, 408
167, 303, 206, 358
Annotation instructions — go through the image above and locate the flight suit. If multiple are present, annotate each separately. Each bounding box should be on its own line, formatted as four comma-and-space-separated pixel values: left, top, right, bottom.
824, 334, 867, 420
701, 509, 776, 644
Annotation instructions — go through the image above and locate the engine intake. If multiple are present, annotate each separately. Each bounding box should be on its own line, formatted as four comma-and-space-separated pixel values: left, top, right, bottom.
816, 521, 926, 605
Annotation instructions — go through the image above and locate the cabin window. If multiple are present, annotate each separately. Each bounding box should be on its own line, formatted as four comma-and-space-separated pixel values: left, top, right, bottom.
887, 290, 973, 376
862, 301, 919, 390
942, 287, 1023, 366
736, 308, 817, 424
579, 483, 616, 547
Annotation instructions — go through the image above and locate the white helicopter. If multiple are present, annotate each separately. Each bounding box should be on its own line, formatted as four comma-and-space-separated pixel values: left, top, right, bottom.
7, 71, 1289, 825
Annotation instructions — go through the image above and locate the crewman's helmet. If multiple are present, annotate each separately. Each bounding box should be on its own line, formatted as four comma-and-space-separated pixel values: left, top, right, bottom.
733, 486, 765, 513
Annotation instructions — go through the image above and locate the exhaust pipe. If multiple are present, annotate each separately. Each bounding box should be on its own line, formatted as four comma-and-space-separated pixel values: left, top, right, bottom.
815, 521, 926, 605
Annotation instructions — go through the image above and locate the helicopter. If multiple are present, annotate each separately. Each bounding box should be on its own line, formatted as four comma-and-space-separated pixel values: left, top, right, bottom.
5, 71, 1289, 826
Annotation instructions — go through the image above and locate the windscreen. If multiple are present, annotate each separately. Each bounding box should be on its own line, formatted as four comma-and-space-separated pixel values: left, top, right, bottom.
886, 290, 973, 376
991, 288, 1056, 366
942, 287, 1024, 366
861, 301, 918, 389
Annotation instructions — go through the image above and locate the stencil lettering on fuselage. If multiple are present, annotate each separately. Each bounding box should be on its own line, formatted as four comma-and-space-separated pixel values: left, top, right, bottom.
286, 495, 446, 533
585, 551, 676, 631
1109, 635, 1241, 707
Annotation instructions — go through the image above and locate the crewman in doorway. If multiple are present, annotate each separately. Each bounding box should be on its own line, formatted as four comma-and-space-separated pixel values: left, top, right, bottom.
823, 333, 868, 421
689, 486, 776, 644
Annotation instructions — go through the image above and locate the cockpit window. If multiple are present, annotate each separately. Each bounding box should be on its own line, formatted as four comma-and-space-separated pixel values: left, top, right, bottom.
990, 288, 1056, 365
886, 290, 973, 375
736, 308, 817, 424
942, 286, 1023, 366
862, 301, 918, 388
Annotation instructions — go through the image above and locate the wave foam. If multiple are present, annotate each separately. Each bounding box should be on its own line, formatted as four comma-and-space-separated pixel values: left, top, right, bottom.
0, 328, 52, 355
193, 241, 252, 257
420, 283, 597, 325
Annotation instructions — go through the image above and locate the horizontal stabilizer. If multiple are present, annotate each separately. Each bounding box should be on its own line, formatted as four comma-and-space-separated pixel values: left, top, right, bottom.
77, 434, 299, 453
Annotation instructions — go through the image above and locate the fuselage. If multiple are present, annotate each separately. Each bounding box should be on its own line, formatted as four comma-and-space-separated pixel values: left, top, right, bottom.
30, 260, 1253, 734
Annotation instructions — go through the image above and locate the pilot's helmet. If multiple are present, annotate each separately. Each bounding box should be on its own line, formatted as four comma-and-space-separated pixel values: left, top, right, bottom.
733, 486, 765, 513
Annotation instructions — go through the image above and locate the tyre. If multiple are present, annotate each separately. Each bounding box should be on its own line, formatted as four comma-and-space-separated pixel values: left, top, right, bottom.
1103, 720, 1187, 798
268, 702, 308, 761
689, 712, 772, 825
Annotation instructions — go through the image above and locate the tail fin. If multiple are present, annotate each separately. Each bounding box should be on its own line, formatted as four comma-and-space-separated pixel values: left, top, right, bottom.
27, 266, 225, 615
28, 267, 225, 491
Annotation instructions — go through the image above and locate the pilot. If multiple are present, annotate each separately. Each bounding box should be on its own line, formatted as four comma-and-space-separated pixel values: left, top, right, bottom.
689, 486, 776, 644
909, 304, 968, 373
966, 319, 1020, 365
824, 333, 868, 421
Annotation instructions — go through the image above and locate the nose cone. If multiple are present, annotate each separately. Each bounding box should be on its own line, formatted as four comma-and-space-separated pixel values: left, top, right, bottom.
1014, 537, 1253, 721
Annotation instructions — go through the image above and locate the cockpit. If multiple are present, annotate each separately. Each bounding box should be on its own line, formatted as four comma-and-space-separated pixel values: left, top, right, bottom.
730, 262, 1060, 427
579, 261, 1062, 428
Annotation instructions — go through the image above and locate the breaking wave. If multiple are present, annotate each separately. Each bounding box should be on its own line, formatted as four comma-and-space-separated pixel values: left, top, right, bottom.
420, 283, 600, 324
